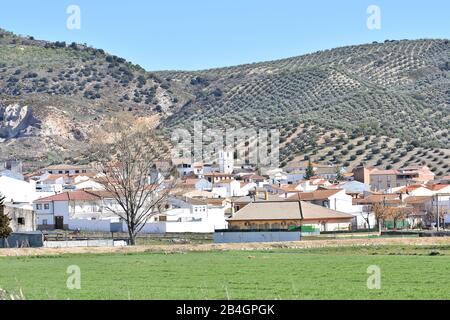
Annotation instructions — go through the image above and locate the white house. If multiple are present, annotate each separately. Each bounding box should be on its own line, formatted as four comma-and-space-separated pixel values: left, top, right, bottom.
287, 171, 305, 185
34, 190, 121, 230
391, 185, 435, 197
42, 164, 94, 175
212, 180, 242, 198
72, 177, 104, 190
219, 150, 234, 174
266, 169, 289, 185
337, 181, 371, 195
0, 175, 38, 203
34, 190, 228, 234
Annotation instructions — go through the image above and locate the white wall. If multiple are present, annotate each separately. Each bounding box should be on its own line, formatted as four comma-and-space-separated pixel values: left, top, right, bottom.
65, 208, 227, 234
54, 201, 70, 220
0, 176, 37, 203
68, 219, 114, 232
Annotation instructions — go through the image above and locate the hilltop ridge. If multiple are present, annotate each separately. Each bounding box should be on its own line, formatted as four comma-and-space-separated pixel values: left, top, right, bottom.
0, 28, 449, 175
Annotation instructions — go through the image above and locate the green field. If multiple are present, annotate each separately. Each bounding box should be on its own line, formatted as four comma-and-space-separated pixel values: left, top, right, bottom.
1, 245, 450, 300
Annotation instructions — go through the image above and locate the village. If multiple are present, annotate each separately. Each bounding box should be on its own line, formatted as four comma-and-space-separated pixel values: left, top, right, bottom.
1, 152, 449, 248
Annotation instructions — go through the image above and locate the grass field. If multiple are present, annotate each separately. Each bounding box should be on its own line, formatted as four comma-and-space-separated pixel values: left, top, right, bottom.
1, 245, 450, 300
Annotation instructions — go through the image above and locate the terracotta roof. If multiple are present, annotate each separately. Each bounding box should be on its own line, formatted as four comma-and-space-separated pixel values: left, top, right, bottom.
44, 164, 92, 171
228, 201, 353, 221
370, 169, 399, 175
426, 184, 450, 191
214, 179, 236, 184
354, 194, 401, 205
182, 178, 200, 185
204, 173, 234, 177
404, 196, 433, 204
42, 174, 71, 181
288, 189, 343, 201
273, 185, 300, 192
205, 198, 227, 206
310, 179, 330, 185
396, 185, 425, 193
36, 190, 104, 202
188, 198, 208, 206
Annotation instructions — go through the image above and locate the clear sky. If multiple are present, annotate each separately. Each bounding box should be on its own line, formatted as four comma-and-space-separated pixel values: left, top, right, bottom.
0, 0, 449, 71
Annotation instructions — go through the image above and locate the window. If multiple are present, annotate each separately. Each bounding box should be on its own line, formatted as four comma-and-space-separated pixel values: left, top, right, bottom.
44, 204, 50, 210
36, 204, 42, 210
18, 217, 25, 225
42, 219, 48, 225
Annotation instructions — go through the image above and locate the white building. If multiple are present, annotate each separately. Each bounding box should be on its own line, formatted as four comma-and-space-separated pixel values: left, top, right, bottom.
34, 190, 228, 233
219, 150, 234, 174
0, 175, 38, 203
1, 202, 36, 232
34, 190, 121, 230
42, 164, 94, 175
212, 180, 242, 198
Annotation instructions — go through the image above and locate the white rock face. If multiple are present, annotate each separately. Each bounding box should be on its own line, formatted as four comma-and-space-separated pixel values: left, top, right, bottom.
0, 104, 32, 139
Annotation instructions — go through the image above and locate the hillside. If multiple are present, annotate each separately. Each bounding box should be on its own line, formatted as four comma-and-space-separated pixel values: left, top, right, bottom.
0, 28, 190, 165
0, 28, 449, 175
159, 39, 450, 175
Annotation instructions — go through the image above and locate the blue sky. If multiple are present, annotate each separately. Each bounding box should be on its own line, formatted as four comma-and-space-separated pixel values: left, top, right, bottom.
0, 0, 449, 71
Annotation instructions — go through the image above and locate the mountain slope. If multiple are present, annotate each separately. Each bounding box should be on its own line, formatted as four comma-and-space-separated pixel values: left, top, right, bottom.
158, 39, 450, 174
0, 28, 449, 175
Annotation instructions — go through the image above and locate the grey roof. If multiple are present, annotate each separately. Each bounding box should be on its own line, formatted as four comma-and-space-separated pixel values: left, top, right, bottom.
228, 201, 353, 221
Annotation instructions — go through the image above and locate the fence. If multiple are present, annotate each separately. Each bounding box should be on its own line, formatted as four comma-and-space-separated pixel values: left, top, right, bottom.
0, 232, 44, 248
214, 230, 301, 243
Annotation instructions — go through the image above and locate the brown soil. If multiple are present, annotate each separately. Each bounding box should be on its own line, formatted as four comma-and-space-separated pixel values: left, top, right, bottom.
1, 237, 450, 257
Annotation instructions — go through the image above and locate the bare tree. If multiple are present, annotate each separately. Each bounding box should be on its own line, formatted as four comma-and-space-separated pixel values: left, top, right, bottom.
90, 120, 177, 245
358, 205, 372, 230
372, 203, 392, 231
373, 203, 407, 231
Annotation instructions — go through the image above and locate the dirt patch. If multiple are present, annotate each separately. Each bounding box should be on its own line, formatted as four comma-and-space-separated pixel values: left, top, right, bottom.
1, 237, 450, 257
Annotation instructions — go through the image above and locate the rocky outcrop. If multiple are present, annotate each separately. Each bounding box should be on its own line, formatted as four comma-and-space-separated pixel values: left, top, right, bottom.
0, 104, 33, 139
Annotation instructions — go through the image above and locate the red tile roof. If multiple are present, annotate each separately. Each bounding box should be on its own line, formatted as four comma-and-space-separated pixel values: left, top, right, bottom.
396, 185, 425, 193
288, 189, 343, 201
36, 190, 112, 202
370, 169, 399, 175
426, 184, 450, 191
